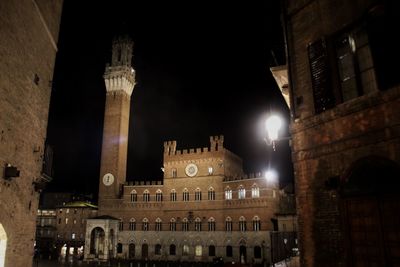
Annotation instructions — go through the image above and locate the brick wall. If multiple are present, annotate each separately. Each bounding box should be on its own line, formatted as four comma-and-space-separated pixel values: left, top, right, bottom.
0, 0, 63, 266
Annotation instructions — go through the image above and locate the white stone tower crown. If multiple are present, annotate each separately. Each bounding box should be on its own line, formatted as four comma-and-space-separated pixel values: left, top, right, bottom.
103, 36, 136, 96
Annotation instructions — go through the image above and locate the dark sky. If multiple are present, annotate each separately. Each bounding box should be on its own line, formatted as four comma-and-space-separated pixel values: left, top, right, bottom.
45, 0, 293, 196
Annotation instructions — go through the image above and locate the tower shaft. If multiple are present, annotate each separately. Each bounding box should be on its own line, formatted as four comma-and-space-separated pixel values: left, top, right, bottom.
99, 36, 135, 200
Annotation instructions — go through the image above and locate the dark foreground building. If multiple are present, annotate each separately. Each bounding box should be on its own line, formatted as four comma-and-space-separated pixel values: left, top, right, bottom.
283, 0, 400, 266
0, 1, 63, 266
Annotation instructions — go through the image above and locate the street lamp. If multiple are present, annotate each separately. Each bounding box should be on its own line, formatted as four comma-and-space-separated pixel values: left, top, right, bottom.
264, 114, 290, 151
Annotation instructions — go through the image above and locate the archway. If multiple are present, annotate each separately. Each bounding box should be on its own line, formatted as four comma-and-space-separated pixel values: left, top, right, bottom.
239, 246, 247, 264
129, 243, 135, 258
0, 223, 7, 267
142, 244, 148, 259
89, 227, 105, 257
341, 156, 400, 267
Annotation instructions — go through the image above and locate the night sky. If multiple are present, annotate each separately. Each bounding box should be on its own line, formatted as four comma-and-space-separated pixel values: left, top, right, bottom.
45, 1, 292, 197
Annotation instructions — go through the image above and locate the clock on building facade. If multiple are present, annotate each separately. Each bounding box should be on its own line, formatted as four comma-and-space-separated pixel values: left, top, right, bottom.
185, 163, 198, 177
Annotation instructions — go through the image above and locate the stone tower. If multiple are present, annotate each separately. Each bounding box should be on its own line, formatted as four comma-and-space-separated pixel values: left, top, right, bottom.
99, 36, 135, 201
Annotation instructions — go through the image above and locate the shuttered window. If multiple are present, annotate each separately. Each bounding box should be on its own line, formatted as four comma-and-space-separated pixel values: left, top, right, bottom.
308, 38, 335, 113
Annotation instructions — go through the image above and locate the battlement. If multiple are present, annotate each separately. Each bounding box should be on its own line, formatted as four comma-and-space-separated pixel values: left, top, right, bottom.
163, 135, 225, 156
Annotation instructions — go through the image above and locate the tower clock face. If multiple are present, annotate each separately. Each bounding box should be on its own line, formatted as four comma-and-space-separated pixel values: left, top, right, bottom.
185, 163, 198, 177
102, 173, 115, 186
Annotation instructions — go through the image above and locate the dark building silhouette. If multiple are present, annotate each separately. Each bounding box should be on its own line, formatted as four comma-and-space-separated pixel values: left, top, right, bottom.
282, 0, 400, 266
0, 1, 63, 266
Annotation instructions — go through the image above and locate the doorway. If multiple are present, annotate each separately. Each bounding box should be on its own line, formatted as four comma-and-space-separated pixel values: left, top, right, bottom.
342, 156, 400, 266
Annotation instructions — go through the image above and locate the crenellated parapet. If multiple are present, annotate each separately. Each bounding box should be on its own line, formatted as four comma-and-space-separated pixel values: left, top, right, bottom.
104, 66, 136, 96
103, 36, 136, 96
163, 140, 177, 156
210, 135, 224, 151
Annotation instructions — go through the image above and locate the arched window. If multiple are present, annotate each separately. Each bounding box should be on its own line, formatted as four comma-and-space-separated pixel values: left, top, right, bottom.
251, 184, 260, 198
129, 243, 135, 258
182, 244, 190, 255
226, 245, 233, 257
208, 166, 213, 175
143, 190, 150, 202
119, 218, 123, 231
208, 187, 216, 200
170, 218, 176, 231
252, 216, 261, 231
155, 218, 162, 231
169, 244, 176, 255
142, 218, 149, 231
156, 189, 163, 202
209, 245, 216, 256
238, 186, 246, 199
130, 190, 137, 202
225, 217, 233, 232
170, 189, 177, 201
254, 246, 262, 259
208, 217, 216, 231
195, 188, 202, 201
183, 188, 189, 201
239, 216, 247, 232
172, 168, 177, 178
129, 218, 136, 231
225, 187, 232, 200
195, 245, 202, 256
195, 217, 202, 231
182, 218, 189, 231
155, 244, 162, 255
117, 243, 123, 253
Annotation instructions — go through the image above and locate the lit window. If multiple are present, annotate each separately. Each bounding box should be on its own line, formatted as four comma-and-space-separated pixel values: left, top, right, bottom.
252, 216, 261, 231
208, 217, 216, 231
73, 219, 76, 224
195, 245, 202, 256
183, 189, 189, 202
225, 188, 232, 200
170, 218, 176, 231
208, 167, 213, 175
208, 187, 215, 200
239, 216, 247, 232
156, 190, 163, 202
155, 218, 162, 231
170, 190, 177, 201
142, 218, 149, 231
143, 190, 150, 202
195, 188, 201, 201
129, 218, 136, 231
182, 218, 189, 231
183, 245, 189, 255
71, 233, 76, 239
195, 217, 202, 231
225, 217, 232, 232
251, 185, 260, 198
238, 186, 246, 199
130, 190, 137, 202
66, 209, 69, 214
65, 218, 68, 224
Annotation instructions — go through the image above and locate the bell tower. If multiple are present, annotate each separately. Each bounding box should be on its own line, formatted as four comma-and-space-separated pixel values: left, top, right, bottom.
99, 36, 135, 201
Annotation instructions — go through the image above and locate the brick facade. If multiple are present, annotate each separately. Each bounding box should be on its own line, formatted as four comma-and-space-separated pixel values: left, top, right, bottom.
0, 1, 63, 266
284, 0, 400, 266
